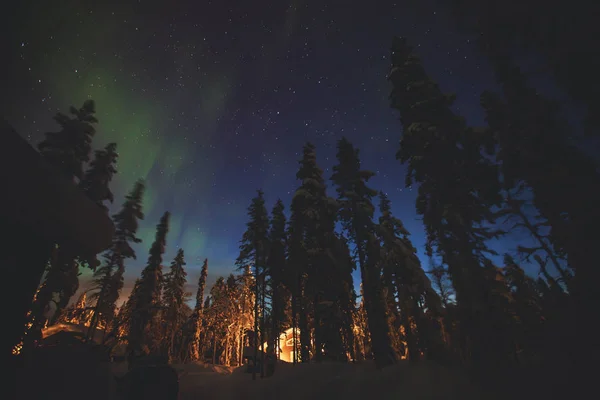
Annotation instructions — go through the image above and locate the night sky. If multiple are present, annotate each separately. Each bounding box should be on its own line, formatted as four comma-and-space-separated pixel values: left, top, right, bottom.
4, 0, 541, 301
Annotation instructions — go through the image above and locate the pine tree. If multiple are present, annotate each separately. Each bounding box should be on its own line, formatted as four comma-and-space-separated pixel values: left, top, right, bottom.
127, 211, 170, 365
330, 137, 395, 369
38, 99, 98, 182
80, 142, 118, 210
163, 248, 188, 359
236, 190, 269, 379
88, 180, 145, 339
389, 36, 508, 368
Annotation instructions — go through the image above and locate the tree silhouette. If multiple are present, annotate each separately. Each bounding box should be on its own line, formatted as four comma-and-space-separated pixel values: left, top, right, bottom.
186, 258, 208, 361
127, 211, 170, 366
480, 63, 597, 304
331, 137, 395, 369
162, 248, 188, 359
88, 180, 145, 339
236, 190, 269, 379
38, 99, 98, 182
266, 199, 287, 359
288, 142, 342, 363
33, 100, 103, 330
388, 37, 508, 368
80, 142, 118, 211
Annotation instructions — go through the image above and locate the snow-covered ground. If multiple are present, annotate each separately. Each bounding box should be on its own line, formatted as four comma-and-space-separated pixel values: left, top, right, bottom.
173, 360, 499, 400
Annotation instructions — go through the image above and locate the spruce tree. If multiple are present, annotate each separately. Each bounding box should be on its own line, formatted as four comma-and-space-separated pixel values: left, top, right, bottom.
389, 36, 508, 368
236, 190, 270, 379
285, 197, 306, 364
326, 234, 357, 361
34, 100, 101, 327
267, 199, 287, 357
502, 254, 545, 360
377, 191, 418, 363
481, 64, 597, 301
31, 249, 79, 329
38, 99, 98, 182
288, 142, 341, 363
88, 180, 145, 339
188, 258, 208, 360
330, 137, 395, 369
163, 248, 187, 359
48, 258, 80, 326
80, 142, 118, 210
378, 191, 445, 362
195, 259, 209, 313
480, 59, 598, 377
127, 211, 170, 365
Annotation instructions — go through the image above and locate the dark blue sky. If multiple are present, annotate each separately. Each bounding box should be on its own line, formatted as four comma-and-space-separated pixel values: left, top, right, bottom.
4, 0, 547, 301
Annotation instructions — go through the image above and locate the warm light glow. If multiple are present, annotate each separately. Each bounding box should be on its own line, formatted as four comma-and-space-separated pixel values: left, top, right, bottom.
12, 341, 23, 355
13, 287, 43, 355
263, 327, 299, 362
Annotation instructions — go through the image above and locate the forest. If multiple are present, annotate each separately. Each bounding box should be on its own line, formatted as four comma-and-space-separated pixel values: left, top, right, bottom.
9, 5, 596, 398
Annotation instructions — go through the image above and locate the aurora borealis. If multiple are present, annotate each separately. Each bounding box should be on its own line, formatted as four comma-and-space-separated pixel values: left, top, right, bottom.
3, 1, 538, 300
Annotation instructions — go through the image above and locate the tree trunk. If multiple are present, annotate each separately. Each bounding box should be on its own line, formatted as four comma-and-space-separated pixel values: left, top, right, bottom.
359, 237, 395, 369
252, 263, 259, 380
225, 333, 230, 366
212, 334, 217, 365
260, 275, 266, 378
313, 295, 323, 362
299, 298, 311, 363
291, 292, 297, 365
238, 324, 244, 367
398, 288, 419, 364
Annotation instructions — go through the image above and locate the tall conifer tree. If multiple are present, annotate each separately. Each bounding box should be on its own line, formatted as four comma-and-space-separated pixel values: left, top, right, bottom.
88, 180, 145, 338
236, 190, 269, 379
127, 211, 170, 365
331, 137, 396, 369
80, 142, 118, 210
187, 258, 209, 360
288, 142, 340, 363
163, 248, 187, 358
38, 99, 98, 182
388, 36, 508, 367
267, 199, 287, 356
